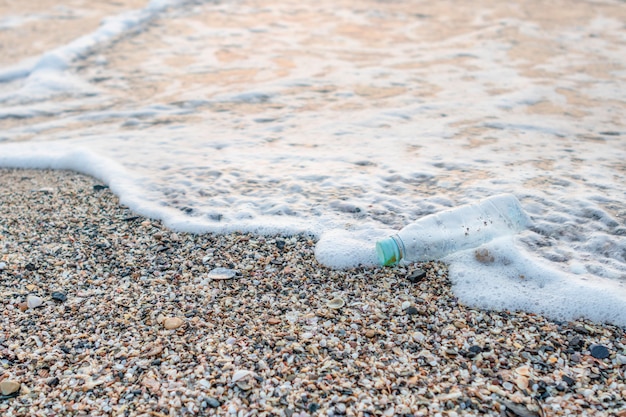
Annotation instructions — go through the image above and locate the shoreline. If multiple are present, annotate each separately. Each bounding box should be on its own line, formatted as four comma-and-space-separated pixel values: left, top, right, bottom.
0, 168, 624, 416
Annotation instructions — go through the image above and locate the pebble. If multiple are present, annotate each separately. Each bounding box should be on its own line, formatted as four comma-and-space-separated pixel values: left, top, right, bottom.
51, 291, 67, 303
205, 397, 220, 408
407, 269, 426, 283
406, 306, 419, 315
326, 297, 345, 309
26, 294, 43, 309
0, 380, 20, 396
590, 344, 610, 359
0, 261, 6, 270
207, 267, 238, 280
163, 317, 184, 330
232, 370, 254, 382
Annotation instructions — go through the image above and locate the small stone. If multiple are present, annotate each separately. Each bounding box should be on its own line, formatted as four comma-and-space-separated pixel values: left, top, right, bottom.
469, 345, 482, 354
453, 320, 467, 329
0, 262, 6, 270
407, 269, 426, 283
232, 369, 254, 382
327, 297, 345, 309
562, 375, 575, 386
26, 295, 43, 309
308, 403, 320, 412
208, 267, 238, 280
616, 354, 626, 365
406, 306, 419, 315
267, 317, 281, 325
205, 397, 220, 408
18, 302, 28, 312
590, 344, 610, 359
515, 375, 529, 390
51, 292, 67, 303
0, 380, 20, 396
365, 329, 376, 338
163, 317, 184, 330
47, 377, 59, 387
93, 184, 108, 191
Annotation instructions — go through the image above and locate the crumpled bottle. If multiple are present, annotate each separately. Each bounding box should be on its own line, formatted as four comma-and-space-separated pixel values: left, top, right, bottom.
376, 194, 531, 266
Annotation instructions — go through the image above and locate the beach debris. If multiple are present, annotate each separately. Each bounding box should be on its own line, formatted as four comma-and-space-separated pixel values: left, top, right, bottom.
590, 344, 610, 359
475, 248, 495, 263
326, 297, 345, 309
208, 267, 238, 280
407, 269, 426, 283
26, 294, 43, 309
0, 380, 20, 396
163, 317, 184, 330
51, 292, 67, 303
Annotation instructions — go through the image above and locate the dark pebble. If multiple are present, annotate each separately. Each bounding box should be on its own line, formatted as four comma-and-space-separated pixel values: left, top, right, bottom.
275, 239, 286, 250
407, 269, 426, 283
205, 397, 220, 408
590, 344, 610, 359
406, 306, 419, 316
25, 263, 37, 271
573, 325, 589, 335
51, 292, 67, 303
93, 184, 109, 191
47, 377, 60, 387
568, 336, 583, 350
308, 403, 320, 412
468, 345, 482, 354
562, 375, 575, 386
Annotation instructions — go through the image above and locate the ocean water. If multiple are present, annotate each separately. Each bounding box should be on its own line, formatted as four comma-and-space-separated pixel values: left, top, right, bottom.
1, 0, 625, 326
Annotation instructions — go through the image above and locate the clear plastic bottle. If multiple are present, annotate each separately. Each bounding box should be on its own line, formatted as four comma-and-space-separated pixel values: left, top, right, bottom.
376, 194, 531, 266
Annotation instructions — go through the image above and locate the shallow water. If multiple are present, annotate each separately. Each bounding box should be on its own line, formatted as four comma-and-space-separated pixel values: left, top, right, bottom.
1, 0, 625, 325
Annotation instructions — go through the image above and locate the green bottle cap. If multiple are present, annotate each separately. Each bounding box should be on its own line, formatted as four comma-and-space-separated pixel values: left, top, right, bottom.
376, 236, 402, 266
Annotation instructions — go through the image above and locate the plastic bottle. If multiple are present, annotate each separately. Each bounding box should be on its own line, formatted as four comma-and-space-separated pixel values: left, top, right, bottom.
376, 194, 531, 266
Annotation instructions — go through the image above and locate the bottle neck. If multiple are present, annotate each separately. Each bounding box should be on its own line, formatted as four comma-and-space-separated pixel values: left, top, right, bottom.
391, 234, 406, 262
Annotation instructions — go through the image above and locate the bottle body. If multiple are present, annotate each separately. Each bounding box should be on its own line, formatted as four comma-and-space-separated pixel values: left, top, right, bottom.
376, 194, 531, 266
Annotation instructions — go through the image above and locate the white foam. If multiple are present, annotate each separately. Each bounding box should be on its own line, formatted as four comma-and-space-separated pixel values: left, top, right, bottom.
446, 238, 626, 327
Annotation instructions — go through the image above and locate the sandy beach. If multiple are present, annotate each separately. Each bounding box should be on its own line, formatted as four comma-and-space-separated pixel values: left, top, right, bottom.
0, 168, 624, 416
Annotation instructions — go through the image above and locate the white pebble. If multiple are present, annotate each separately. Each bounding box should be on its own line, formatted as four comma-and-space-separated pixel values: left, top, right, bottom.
27, 295, 43, 309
